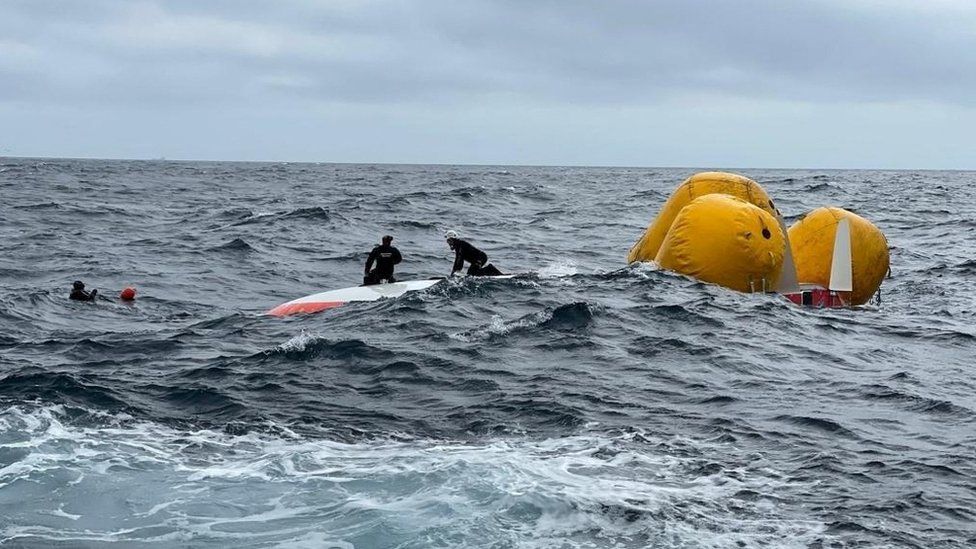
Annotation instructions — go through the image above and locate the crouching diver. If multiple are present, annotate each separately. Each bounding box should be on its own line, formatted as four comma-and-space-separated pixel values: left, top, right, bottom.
445, 230, 503, 276
364, 235, 402, 285
69, 280, 98, 301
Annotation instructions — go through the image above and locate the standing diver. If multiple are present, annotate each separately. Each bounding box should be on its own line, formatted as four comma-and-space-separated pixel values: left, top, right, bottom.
364, 235, 402, 285
69, 280, 98, 301
445, 230, 503, 276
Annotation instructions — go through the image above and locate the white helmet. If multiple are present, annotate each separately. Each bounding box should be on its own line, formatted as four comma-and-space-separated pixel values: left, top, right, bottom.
444, 230, 459, 240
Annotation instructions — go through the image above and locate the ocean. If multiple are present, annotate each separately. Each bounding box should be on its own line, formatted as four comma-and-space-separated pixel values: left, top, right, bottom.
1, 158, 973, 548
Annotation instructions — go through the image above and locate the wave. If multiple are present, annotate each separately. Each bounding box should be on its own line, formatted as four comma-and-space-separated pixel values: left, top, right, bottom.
949, 259, 976, 275
801, 182, 841, 192
626, 335, 714, 358
281, 206, 332, 221
264, 333, 395, 362
209, 237, 256, 253
13, 201, 63, 210
452, 302, 595, 341
398, 220, 438, 229
0, 371, 131, 412
201, 207, 255, 228
860, 386, 973, 418
542, 302, 594, 330
645, 303, 726, 328
536, 260, 578, 278
772, 415, 858, 438
159, 385, 246, 418
885, 327, 975, 343
231, 206, 333, 226
0, 404, 834, 548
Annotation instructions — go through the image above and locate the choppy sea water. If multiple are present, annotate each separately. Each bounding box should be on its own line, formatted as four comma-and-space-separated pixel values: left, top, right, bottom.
0, 158, 974, 548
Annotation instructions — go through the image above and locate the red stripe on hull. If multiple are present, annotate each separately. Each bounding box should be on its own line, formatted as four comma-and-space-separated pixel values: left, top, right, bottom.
783, 288, 847, 308
267, 301, 346, 317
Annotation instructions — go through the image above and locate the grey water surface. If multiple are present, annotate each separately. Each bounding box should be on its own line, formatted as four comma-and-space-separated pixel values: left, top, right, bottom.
0, 159, 974, 548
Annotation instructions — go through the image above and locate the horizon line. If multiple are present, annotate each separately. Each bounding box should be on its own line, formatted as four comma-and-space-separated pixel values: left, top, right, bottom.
1, 154, 972, 172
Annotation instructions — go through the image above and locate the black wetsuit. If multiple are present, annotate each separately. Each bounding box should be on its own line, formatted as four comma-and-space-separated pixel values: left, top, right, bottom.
451, 239, 503, 276
70, 288, 97, 301
364, 244, 402, 284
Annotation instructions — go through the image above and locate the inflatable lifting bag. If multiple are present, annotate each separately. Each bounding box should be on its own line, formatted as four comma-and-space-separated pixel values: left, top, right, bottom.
655, 194, 786, 293
628, 172, 778, 263
788, 207, 889, 305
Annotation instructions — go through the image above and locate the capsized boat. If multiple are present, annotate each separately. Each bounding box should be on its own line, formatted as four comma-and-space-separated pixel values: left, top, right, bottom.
268, 275, 517, 317
268, 279, 442, 317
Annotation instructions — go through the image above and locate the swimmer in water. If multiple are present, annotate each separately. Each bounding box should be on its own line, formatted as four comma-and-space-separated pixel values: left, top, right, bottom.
69, 280, 97, 301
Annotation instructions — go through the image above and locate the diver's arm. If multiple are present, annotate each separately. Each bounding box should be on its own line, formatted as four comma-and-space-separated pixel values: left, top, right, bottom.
451, 247, 464, 274
72, 289, 96, 301
393, 248, 402, 265
365, 248, 377, 274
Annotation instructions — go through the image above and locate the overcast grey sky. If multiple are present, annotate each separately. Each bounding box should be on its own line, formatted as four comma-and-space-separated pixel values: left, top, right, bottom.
2, 0, 974, 168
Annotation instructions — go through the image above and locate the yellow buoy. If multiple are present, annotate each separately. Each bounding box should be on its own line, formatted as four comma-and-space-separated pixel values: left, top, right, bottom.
788, 207, 889, 305
656, 194, 786, 293
628, 171, 778, 263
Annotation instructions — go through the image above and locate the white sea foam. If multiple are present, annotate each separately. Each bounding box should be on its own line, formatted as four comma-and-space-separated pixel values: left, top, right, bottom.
628, 260, 662, 278
450, 312, 551, 342
275, 330, 318, 352
537, 259, 579, 279
0, 404, 830, 548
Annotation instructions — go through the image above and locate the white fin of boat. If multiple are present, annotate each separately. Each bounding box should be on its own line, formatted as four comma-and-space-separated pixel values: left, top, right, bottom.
829, 218, 854, 292
774, 213, 800, 294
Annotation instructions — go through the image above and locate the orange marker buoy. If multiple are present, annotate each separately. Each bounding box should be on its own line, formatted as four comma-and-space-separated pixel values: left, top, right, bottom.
120, 287, 137, 301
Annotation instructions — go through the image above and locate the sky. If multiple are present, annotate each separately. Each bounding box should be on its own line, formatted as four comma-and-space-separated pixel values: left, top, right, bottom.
1, 0, 975, 168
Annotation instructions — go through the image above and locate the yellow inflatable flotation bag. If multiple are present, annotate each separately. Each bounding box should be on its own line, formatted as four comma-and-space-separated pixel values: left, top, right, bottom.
628, 172, 778, 263
788, 207, 889, 305
656, 194, 786, 293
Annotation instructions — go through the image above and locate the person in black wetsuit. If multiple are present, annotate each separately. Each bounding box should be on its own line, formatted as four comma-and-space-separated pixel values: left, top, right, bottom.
69, 280, 97, 301
364, 235, 402, 285
445, 230, 503, 276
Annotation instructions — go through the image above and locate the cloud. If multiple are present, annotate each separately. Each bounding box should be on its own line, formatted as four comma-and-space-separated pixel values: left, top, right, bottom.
4, 0, 975, 106
1, 0, 974, 166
